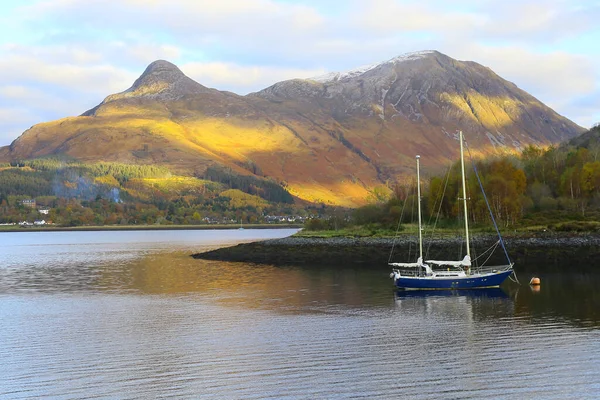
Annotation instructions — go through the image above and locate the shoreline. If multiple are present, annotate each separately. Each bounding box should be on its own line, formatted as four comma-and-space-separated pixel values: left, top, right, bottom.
192, 232, 600, 271
0, 223, 302, 233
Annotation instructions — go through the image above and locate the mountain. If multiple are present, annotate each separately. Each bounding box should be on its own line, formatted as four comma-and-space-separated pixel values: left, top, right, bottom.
0, 51, 585, 206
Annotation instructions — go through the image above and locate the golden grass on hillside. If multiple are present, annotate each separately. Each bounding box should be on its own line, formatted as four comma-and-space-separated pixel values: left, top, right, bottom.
440, 92, 520, 129
219, 189, 269, 209
142, 176, 215, 195
94, 175, 120, 186
286, 180, 371, 207
185, 118, 306, 161
114, 175, 219, 202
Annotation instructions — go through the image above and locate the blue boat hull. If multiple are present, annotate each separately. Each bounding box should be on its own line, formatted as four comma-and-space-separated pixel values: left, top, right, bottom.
394, 269, 513, 290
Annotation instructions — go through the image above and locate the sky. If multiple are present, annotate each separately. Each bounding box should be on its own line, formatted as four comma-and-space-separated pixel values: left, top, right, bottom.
0, 0, 599, 146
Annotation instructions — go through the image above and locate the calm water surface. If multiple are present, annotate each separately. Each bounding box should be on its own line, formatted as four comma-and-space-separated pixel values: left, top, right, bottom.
1, 229, 599, 399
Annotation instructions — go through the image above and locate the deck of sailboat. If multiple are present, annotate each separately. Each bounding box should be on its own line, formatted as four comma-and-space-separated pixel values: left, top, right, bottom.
394, 268, 513, 290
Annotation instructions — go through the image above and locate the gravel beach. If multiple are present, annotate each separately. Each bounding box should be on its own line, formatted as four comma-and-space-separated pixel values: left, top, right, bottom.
192, 233, 600, 270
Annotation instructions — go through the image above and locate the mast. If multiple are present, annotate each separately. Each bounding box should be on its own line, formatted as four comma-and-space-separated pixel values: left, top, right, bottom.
459, 131, 470, 274
416, 155, 423, 263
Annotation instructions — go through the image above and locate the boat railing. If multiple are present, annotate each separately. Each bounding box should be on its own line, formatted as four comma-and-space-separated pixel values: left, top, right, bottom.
472, 263, 513, 274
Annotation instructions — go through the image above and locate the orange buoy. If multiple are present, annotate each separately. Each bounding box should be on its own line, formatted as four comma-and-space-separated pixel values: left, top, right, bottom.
529, 277, 541, 285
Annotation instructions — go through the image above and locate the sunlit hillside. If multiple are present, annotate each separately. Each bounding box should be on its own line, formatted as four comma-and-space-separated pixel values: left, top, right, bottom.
0, 53, 585, 207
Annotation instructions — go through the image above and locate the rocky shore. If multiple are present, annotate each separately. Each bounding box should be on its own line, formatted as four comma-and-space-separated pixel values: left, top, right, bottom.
192, 233, 600, 270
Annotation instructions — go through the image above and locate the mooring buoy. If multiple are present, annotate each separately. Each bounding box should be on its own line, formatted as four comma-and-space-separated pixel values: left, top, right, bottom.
529, 277, 541, 285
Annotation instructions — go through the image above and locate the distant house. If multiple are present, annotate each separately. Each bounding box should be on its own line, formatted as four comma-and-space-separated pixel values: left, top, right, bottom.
38, 208, 50, 215
20, 199, 36, 208
33, 220, 46, 226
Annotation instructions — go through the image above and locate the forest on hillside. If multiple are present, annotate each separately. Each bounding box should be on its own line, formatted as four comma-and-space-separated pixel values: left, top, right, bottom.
308, 125, 600, 233
4, 126, 600, 230
0, 158, 309, 226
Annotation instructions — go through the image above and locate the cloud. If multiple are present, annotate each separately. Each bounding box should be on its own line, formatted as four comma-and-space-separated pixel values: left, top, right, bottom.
445, 45, 598, 101
0, 53, 136, 96
24, 0, 327, 43
1, 0, 599, 147
350, 0, 600, 44
352, 0, 484, 34
0, 45, 134, 145
123, 44, 182, 65
0, 85, 76, 115
181, 62, 326, 93
0, 41, 178, 145
558, 92, 600, 129
477, 0, 599, 42
19, 0, 332, 67
0, 107, 44, 146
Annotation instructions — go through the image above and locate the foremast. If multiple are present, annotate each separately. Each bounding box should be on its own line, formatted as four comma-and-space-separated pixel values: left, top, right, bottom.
459, 131, 471, 275
416, 155, 423, 263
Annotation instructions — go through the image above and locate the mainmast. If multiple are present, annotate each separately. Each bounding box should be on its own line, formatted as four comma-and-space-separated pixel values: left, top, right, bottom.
416, 155, 423, 263
459, 131, 470, 274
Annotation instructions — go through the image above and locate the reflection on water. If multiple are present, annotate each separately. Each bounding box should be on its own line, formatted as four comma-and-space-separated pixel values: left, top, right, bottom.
1, 230, 599, 399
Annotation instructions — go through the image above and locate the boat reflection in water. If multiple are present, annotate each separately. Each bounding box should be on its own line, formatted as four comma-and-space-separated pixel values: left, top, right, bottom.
395, 287, 509, 299
393, 287, 514, 325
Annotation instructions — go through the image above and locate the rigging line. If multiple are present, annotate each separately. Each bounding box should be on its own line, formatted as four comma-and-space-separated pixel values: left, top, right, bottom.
509, 270, 521, 284
475, 241, 500, 268
471, 240, 500, 263
388, 182, 411, 263
464, 140, 512, 266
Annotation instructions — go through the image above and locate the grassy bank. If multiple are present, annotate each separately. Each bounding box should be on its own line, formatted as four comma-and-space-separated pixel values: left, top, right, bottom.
293, 221, 598, 239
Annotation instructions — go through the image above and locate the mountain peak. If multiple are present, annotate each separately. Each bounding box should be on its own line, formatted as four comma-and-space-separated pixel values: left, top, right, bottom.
310, 50, 442, 83
82, 60, 213, 115
132, 60, 186, 88
125, 59, 211, 98
146, 59, 180, 71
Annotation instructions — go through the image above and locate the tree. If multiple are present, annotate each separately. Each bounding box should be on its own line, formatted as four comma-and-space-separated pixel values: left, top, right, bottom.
581, 161, 600, 198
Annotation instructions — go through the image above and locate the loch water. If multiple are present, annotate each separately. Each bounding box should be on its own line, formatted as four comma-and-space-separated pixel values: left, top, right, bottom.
1, 229, 599, 399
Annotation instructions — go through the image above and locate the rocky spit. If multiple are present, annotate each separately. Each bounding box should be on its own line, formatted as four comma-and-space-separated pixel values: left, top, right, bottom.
192, 233, 600, 270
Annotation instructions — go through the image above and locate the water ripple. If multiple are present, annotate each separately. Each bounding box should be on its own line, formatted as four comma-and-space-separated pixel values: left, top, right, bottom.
1, 230, 599, 398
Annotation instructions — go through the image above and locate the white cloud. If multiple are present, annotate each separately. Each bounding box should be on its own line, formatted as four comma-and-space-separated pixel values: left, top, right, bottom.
24, 0, 327, 41
446, 45, 597, 100
557, 92, 600, 129
0, 0, 598, 147
0, 107, 44, 146
349, 0, 599, 43
108, 42, 182, 65
0, 54, 135, 95
352, 0, 485, 34
181, 62, 326, 93
0, 85, 76, 115
478, 0, 598, 42
0, 107, 39, 124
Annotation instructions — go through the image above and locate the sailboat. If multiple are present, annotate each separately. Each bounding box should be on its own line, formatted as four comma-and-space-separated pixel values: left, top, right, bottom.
389, 131, 515, 289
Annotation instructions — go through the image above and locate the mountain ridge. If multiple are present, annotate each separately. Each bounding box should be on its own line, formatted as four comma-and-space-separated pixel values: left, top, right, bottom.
0, 50, 586, 206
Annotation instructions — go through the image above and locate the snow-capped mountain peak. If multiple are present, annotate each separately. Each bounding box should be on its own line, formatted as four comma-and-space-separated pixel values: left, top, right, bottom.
310, 50, 436, 83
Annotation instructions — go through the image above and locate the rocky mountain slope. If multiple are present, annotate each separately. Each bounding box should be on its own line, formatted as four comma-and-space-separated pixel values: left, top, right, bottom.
0, 51, 585, 206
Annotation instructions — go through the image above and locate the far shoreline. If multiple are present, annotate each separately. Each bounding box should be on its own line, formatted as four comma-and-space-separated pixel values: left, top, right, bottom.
0, 223, 302, 233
